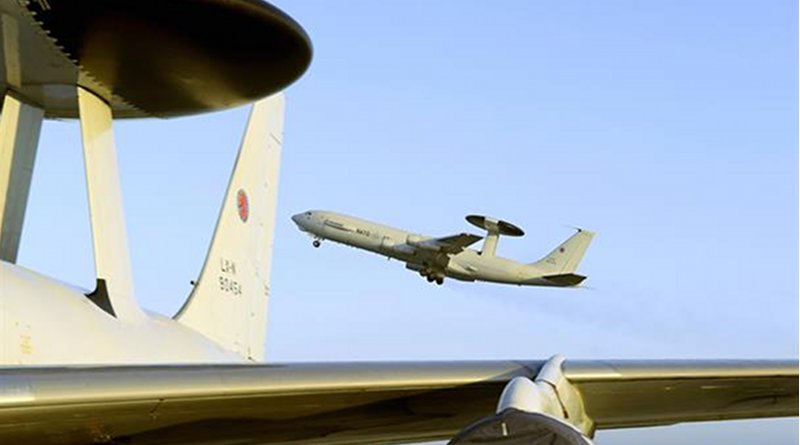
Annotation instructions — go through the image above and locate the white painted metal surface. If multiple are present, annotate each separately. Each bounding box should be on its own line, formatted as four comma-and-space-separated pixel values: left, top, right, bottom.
0, 261, 242, 364
176, 94, 284, 361
0, 93, 42, 263
77, 86, 144, 322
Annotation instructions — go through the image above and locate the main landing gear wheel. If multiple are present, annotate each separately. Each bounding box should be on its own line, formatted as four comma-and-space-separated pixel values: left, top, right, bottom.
435, 277, 444, 285
312, 240, 321, 248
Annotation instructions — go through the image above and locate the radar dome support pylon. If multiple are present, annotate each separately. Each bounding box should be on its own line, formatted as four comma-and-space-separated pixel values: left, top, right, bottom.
0, 93, 43, 263
78, 86, 145, 322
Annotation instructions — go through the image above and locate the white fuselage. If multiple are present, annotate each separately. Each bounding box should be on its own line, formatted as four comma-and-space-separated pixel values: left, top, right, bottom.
0, 261, 243, 365
292, 211, 571, 286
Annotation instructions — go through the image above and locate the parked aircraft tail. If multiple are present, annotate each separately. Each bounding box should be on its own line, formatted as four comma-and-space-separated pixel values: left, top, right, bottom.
530, 229, 594, 275
175, 94, 284, 362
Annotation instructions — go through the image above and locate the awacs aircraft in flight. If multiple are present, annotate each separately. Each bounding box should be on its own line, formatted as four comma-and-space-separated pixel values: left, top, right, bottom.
0, 1, 796, 444
293, 211, 594, 287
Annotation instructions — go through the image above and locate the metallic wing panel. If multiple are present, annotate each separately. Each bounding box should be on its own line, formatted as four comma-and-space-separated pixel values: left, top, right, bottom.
0, 360, 795, 444
0, 361, 537, 445
565, 359, 798, 429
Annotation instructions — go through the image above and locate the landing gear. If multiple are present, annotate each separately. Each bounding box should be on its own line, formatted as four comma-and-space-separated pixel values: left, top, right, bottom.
420, 268, 445, 285
312, 239, 321, 248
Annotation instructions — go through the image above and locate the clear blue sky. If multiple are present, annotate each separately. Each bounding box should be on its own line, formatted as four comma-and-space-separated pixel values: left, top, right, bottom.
17, 0, 797, 443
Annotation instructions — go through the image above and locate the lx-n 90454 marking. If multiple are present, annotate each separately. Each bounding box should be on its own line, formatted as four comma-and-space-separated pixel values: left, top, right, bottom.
292, 211, 594, 287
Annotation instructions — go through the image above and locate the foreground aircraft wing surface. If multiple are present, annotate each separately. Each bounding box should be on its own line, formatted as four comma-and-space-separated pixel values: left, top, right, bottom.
0, 360, 795, 444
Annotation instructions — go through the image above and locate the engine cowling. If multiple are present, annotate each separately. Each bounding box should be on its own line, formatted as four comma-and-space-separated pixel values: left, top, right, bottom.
406, 235, 440, 251
393, 244, 415, 255
448, 409, 593, 445
448, 355, 594, 445
406, 234, 423, 246
382, 236, 414, 255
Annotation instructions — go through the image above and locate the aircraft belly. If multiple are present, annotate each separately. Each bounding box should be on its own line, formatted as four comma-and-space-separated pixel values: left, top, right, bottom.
444, 262, 475, 281
448, 257, 523, 284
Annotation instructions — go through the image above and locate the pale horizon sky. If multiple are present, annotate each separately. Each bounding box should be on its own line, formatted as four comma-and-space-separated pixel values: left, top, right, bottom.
16, 1, 798, 443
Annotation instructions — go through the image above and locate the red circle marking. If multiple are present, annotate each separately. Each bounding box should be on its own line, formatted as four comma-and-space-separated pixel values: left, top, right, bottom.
237, 189, 249, 222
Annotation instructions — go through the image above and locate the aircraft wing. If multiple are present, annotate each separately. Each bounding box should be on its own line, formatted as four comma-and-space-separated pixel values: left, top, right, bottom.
0, 360, 795, 444
426, 233, 483, 254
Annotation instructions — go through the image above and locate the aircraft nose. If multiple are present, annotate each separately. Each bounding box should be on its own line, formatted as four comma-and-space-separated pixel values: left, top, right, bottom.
292, 212, 312, 231
291, 213, 304, 228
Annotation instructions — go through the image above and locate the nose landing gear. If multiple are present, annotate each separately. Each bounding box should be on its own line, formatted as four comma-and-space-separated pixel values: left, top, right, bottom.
312, 239, 321, 248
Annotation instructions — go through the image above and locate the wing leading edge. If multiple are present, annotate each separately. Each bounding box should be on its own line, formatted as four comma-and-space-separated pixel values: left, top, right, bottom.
0, 360, 795, 444
428, 233, 483, 254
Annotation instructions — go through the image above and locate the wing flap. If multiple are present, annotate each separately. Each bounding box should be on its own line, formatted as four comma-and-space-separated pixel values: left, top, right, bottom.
565, 360, 798, 429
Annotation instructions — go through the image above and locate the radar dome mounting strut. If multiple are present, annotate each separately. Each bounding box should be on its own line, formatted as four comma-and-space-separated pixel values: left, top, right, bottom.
465, 215, 524, 257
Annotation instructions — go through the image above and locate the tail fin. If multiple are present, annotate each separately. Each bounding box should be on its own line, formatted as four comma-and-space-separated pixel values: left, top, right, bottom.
175, 94, 284, 362
530, 229, 595, 274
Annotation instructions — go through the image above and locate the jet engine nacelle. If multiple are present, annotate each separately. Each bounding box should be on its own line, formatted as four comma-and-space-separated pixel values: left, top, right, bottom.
381, 236, 414, 255
448, 409, 593, 445
406, 234, 423, 246
406, 235, 442, 252
448, 355, 595, 445
406, 235, 440, 252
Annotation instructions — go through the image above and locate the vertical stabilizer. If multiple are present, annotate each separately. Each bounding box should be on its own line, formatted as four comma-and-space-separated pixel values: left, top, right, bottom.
176, 94, 284, 362
530, 229, 595, 274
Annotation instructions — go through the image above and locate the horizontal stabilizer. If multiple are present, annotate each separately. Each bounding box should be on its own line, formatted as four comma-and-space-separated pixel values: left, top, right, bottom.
542, 273, 587, 287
